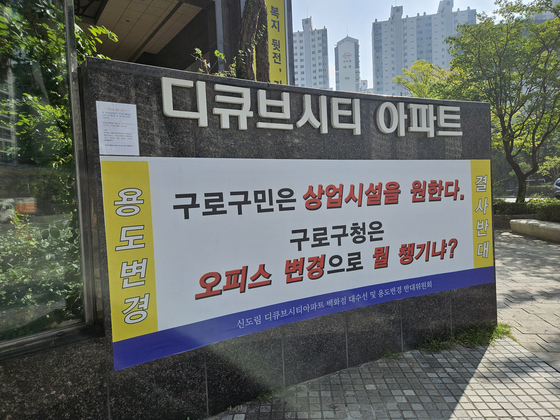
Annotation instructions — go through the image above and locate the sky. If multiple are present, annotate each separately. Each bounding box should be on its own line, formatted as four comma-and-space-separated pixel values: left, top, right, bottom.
290, 0, 501, 89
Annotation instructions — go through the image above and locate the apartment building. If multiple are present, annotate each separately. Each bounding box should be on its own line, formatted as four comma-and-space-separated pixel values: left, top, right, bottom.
372, 0, 476, 95
293, 17, 330, 89
335, 36, 360, 92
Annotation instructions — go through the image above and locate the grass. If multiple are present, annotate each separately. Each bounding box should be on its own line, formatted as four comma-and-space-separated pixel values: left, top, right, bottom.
382, 349, 403, 359
251, 386, 286, 404
417, 323, 513, 352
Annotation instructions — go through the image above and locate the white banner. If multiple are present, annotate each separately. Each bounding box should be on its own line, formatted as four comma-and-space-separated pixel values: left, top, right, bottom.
101, 156, 494, 370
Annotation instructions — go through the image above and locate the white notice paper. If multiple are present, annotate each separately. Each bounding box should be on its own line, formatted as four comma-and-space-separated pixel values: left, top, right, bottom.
96, 101, 139, 156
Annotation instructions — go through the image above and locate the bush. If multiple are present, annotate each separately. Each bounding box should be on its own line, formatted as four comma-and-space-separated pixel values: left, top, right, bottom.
536, 199, 560, 222
0, 215, 82, 339
493, 198, 560, 222
493, 199, 541, 215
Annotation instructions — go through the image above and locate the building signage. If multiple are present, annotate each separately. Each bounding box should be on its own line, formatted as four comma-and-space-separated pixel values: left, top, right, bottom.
101, 156, 493, 370
160, 77, 463, 137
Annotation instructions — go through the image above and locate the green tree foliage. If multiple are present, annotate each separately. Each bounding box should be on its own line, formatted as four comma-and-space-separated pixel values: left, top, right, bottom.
537, 134, 560, 180
0, 0, 116, 169
0, 0, 117, 338
0, 0, 116, 212
0, 215, 82, 339
192, 48, 237, 78
392, 60, 449, 99
444, 0, 560, 202
539, 155, 560, 180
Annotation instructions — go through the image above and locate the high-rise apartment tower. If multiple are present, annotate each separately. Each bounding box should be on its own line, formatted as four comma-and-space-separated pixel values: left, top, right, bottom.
335, 36, 360, 92
293, 17, 330, 89
372, 0, 476, 95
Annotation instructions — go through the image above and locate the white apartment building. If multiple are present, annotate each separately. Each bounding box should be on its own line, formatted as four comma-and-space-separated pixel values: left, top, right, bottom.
335, 36, 360, 92
372, 0, 476, 96
293, 17, 330, 89
360, 79, 368, 92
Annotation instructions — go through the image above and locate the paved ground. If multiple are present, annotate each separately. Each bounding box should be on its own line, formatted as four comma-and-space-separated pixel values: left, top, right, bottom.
208, 229, 560, 420
495, 229, 560, 371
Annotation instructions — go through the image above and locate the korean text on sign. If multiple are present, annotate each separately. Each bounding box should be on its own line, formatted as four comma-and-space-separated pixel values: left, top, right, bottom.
101, 160, 158, 342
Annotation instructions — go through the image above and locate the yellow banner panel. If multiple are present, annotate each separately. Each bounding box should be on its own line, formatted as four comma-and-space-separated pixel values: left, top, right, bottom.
101, 160, 158, 342
268, 0, 288, 84
471, 160, 494, 268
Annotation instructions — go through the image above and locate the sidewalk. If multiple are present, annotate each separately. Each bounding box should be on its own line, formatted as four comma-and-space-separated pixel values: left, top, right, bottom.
208, 230, 560, 420
495, 229, 560, 371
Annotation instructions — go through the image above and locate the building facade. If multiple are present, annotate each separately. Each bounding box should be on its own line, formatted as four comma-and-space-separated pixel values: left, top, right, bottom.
372, 0, 476, 96
293, 17, 329, 89
360, 79, 368, 92
335, 36, 360, 92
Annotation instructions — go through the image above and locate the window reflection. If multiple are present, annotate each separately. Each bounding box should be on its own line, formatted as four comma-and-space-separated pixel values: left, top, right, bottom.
0, 1, 83, 341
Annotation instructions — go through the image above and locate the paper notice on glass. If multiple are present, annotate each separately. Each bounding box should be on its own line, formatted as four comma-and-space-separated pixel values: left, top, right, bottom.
96, 101, 140, 156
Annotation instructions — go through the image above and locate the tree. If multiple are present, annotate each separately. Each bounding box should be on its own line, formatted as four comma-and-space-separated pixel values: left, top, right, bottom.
392, 60, 449, 99
191, 0, 269, 82
236, 0, 269, 81
0, 0, 116, 168
0, 0, 116, 211
538, 136, 560, 181
0, 1, 117, 336
444, 0, 560, 202
540, 156, 560, 181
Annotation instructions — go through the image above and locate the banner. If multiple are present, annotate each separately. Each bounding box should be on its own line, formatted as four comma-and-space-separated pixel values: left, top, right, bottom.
267, 0, 288, 84
101, 157, 493, 370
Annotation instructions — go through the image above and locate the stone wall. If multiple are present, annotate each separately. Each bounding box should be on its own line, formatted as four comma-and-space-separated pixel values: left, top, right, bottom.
0, 58, 496, 419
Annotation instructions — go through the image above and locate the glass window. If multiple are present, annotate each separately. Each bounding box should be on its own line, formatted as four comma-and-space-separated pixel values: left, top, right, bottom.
0, 1, 83, 341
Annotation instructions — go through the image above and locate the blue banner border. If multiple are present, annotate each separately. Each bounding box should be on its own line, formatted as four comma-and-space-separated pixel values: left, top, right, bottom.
113, 266, 494, 370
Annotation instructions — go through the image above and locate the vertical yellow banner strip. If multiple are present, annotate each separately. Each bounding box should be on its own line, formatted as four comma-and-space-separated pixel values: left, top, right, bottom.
268, 0, 288, 84
471, 160, 494, 268
101, 160, 158, 342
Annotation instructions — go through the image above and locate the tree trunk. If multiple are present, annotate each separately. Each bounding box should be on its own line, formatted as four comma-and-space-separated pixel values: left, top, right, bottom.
505, 148, 528, 203
501, 127, 530, 203
516, 174, 528, 203
255, 3, 269, 82
236, 0, 269, 81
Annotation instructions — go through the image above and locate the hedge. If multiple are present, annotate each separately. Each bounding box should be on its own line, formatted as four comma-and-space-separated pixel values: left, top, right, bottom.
536, 200, 560, 223
493, 200, 541, 215
493, 198, 560, 222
